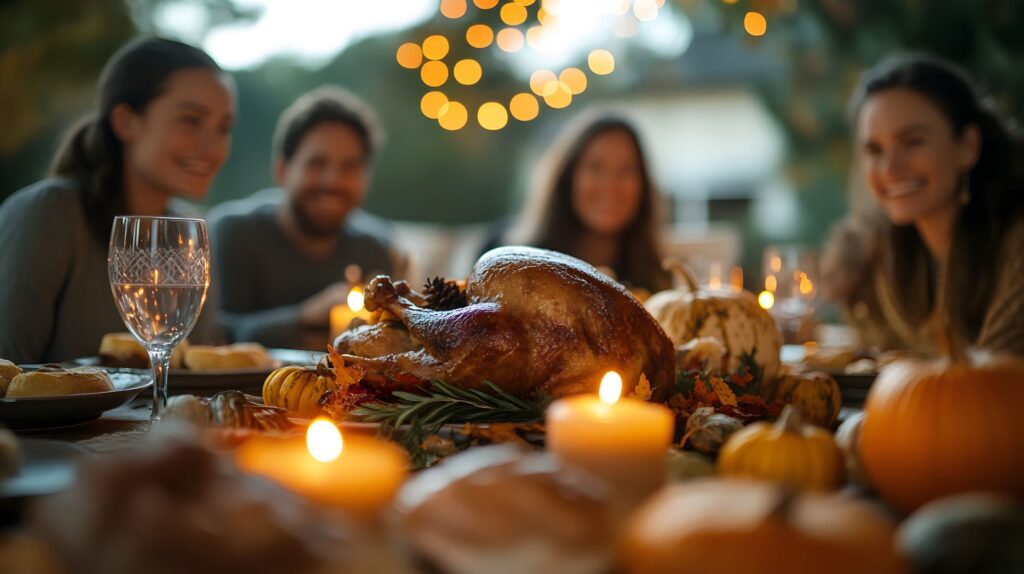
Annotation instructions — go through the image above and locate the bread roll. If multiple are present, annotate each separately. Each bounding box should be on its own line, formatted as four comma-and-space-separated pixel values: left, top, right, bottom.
397, 445, 616, 574
99, 333, 187, 369
184, 343, 273, 371
6, 367, 114, 398
0, 358, 23, 397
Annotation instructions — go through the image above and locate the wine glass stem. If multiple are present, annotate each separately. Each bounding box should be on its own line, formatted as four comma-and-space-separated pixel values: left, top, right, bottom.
148, 348, 172, 420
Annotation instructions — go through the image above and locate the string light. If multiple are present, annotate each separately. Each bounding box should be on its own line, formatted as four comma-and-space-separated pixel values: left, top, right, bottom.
588, 49, 615, 75
509, 93, 540, 121
422, 35, 450, 60
744, 11, 767, 36
478, 102, 510, 130
453, 59, 483, 85
395, 43, 423, 69
466, 24, 494, 48
438, 101, 469, 130
421, 91, 449, 119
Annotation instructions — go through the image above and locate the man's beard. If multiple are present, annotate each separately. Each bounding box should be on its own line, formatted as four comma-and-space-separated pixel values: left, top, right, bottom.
289, 196, 345, 240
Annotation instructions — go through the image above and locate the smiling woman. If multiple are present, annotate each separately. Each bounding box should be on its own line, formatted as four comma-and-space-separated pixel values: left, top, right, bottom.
821, 54, 1024, 356
0, 36, 234, 364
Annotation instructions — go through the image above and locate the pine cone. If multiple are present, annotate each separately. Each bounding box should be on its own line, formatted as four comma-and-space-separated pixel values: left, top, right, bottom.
423, 276, 467, 311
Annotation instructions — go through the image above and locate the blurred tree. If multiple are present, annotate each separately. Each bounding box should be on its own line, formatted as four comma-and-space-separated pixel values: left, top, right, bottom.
0, 0, 135, 191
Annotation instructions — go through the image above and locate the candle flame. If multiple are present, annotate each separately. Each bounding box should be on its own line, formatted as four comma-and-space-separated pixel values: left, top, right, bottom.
307, 417, 343, 462
599, 371, 622, 405
758, 290, 775, 310
347, 287, 365, 312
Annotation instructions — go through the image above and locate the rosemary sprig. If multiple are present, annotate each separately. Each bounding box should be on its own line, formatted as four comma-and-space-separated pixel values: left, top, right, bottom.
352, 380, 549, 467
353, 380, 546, 429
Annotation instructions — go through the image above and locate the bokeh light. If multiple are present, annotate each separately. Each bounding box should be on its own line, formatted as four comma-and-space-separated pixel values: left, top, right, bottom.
543, 82, 573, 109
633, 0, 659, 21
466, 24, 494, 48
453, 58, 483, 85
440, 0, 468, 19
513, 0, 536, 6
744, 11, 767, 36
474, 0, 499, 8
422, 35, 450, 60
559, 67, 587, 95
396, 42, 423, 69
529, 69, 558, 96
420, 60, 449, 87
500, 3, 528, 25
496, 28, 525, 52
420, 91, 449, 119
509, 93, 540, 121
758, 290, 775, 310
478, 102, 509, 130
438, 101, 469, 130
588, 49, 615, 75
526, 25, 547, 48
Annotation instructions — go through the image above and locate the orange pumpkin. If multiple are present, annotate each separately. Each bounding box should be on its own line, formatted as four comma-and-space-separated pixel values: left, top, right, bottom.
622, 479, 908, 574
860, 355, 1024, 514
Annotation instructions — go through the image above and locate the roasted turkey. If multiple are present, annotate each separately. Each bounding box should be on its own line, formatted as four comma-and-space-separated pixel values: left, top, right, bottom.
334, 246, 675, 399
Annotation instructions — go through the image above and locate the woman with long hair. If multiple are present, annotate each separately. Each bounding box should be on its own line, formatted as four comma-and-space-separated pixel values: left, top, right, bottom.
490, 110, 671, 293
821, 54, 1024, 355
0, 36, 234, 363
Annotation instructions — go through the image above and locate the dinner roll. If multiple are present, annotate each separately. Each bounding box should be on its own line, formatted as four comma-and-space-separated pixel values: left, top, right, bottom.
397, 445, 616, 574
99, 333, 188, 369
6, 367, 114, 398
183, 343, 273, 371
0, 358, 23, 397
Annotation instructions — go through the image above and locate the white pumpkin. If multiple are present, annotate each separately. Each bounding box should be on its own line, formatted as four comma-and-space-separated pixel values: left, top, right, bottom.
645, 261, 782, 386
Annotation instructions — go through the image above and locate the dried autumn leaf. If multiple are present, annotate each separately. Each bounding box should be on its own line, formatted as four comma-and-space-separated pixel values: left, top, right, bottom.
708, 375, 738, 407
629, 373, 653, 401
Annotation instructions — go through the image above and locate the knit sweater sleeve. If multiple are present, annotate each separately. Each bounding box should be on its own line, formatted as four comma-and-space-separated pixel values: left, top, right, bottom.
976, 216, 1024, 356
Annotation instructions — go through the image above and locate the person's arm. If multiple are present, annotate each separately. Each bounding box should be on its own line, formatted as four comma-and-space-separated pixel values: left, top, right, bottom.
210, 215, 312, 347
0, 187, 74, 363
976, 218, 1024, 356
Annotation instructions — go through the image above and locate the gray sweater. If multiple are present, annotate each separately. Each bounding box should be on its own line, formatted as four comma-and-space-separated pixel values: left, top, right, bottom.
209, 195, 397, 349
0, 179, 222, 364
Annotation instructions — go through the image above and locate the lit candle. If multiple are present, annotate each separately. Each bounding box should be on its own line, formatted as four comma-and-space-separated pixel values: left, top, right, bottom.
546, 372, 674, 506
730, 266, 744, 292
708, 263, 722, 290
236, 418, 408, 516
329, 286, 372, 339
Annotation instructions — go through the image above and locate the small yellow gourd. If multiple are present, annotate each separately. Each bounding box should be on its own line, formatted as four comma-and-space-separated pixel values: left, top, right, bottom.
718, 405, 844, 490
767, 371, 842, 428
262, 366, 332, 418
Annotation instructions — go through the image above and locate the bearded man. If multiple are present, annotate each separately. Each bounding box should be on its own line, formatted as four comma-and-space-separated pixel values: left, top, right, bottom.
210, 86, 399, 348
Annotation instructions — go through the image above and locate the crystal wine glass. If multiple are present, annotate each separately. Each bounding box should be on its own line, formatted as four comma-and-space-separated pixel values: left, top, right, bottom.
762, 244, 818, 343
108, 216, 210, 419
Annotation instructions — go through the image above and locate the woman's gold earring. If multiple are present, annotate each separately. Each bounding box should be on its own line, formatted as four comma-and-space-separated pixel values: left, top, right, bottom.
958, 175, 971, 205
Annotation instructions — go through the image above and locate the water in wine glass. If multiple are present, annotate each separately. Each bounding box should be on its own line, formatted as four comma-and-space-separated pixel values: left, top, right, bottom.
108, 216, 210, 420
110, 283, 207, 348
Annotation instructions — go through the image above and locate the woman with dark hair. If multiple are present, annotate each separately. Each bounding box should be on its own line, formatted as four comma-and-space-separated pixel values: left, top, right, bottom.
821, 54, 1024, 355
0, 36, 234, 363
487, 110, 671, 293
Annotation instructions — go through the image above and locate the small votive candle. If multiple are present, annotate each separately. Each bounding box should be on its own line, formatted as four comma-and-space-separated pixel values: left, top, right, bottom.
546, 372, 674, 506
236, 418, 408, 517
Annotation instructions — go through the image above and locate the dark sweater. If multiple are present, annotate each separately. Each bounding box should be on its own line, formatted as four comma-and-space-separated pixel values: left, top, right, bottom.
209, 195, 397, 348
0, 179, 222, 364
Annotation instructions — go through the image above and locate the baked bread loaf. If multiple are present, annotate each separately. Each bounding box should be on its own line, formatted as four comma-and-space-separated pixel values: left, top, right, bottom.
0, 359, 23, 397
6, 367, 114, 398
99, 333, 187, 369
397, 445, 616, 574
183, 343, 273, 371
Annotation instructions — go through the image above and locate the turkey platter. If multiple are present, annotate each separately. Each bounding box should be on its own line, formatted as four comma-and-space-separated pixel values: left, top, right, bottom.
334, 247, 675, 400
